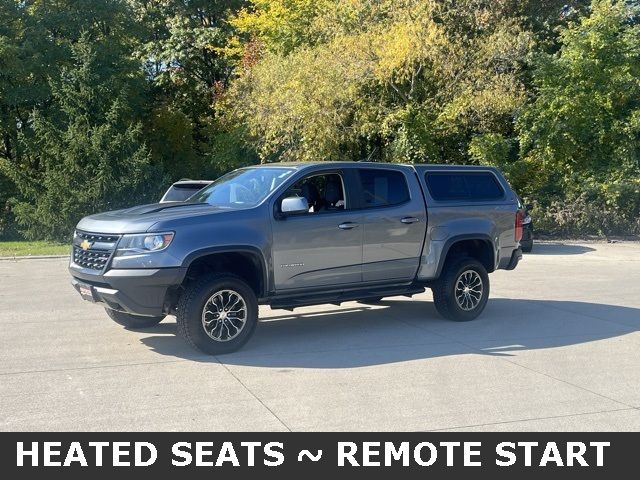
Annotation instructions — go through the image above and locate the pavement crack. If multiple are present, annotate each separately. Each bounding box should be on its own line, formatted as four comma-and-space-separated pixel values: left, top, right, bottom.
490, 355, 636, 410
215, 359, 292, 432
427, 407, 637, 431
0, 359, 187, 376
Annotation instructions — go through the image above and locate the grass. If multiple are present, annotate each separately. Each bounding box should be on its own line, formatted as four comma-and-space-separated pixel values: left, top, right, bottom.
0, 240, 69, 257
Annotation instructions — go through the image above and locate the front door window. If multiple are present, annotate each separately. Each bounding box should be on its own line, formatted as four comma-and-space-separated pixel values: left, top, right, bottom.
282, 173, 347, 213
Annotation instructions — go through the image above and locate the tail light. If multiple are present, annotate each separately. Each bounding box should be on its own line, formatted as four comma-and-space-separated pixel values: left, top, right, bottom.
515, 210, 524, 242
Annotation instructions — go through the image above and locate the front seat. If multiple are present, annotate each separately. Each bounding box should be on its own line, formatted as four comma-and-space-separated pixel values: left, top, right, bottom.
300, 182, 321, 212
323, 178, 344, 210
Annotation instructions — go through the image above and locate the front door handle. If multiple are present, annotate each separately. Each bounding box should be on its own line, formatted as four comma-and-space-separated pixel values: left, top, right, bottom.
338, 222, 359, 230
401, 217, 420, 224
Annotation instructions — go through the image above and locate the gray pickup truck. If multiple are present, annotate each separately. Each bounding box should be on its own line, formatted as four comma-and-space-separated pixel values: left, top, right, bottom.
70, 162, 523, 354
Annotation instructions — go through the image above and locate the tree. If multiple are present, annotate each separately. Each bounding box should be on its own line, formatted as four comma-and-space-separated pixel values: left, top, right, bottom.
1, 1, 255, 240
132, 0, 254, 180
231, 0, 330, 55
517, 0, 640, 225
1, 34, 158, 240
225, 0, 533, 164
0, 0, 158, 239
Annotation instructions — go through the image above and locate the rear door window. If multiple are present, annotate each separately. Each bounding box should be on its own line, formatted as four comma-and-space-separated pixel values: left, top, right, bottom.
425, 172, 504, 201
358, 169, 410, 208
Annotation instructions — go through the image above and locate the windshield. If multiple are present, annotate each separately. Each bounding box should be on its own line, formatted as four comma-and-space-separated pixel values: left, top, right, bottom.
188, 167, 295, 208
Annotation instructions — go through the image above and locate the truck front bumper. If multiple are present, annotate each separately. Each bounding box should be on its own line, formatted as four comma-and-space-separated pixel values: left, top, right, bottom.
70, 266, 186, 316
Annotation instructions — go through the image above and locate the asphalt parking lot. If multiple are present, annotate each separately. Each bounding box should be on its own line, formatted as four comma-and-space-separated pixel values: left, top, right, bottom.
1, 242, 639, 431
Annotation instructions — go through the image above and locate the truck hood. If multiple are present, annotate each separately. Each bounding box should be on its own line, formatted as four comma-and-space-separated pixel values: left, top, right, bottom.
76, 202, 224, 234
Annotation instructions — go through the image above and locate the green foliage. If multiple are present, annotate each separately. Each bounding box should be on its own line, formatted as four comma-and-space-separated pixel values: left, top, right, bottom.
134, 0, 254, 181
231, 0, 330, 54
227, 0, 533, 164
531, 192, 640, 237
0, 172, 17, 238
517, 0, 640, 230
0, 0, 255, 240
0, 240, 69, 257
2, 35, 159, 241
0, 0, 638, 240
0, 0, 152, 240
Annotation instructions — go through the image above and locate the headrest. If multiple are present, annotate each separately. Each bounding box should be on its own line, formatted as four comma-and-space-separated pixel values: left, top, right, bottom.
300, 182, 319, 203
324, 180, 342, 204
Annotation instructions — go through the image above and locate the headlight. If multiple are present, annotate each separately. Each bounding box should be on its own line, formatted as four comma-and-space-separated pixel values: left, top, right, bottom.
522, 215, 532, 225
115, 232, 174, 257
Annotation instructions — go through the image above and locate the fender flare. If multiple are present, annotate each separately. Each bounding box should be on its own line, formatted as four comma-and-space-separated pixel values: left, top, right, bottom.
434, 233, 495, 278
181, 245, 270, 297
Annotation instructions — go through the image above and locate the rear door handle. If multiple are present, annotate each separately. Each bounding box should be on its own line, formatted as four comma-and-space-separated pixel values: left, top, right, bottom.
401, 217, 420, 224
338, 222, 359, 230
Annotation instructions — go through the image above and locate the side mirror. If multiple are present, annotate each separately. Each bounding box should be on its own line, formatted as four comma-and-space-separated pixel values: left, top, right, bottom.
281, 196, 309, 215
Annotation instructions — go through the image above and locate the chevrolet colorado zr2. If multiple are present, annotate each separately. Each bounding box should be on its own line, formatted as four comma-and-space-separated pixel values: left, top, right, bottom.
70, 162, 523, 354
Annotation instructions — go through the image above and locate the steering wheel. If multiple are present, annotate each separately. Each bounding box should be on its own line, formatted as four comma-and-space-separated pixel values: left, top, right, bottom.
233, 184, 258, 203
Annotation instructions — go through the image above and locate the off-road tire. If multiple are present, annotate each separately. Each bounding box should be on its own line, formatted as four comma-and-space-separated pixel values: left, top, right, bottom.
432, 256, 489, 322
176, 273, 258, 355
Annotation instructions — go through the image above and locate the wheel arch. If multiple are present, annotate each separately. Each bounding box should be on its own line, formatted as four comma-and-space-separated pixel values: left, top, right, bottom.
181, 246, 269, 298
435, 234, 496, 277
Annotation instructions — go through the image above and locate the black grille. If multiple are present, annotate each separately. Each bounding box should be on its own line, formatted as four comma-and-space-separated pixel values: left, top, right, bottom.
75, 231, 119, 243
73, 247, 111, 270
72, 230, 119, 271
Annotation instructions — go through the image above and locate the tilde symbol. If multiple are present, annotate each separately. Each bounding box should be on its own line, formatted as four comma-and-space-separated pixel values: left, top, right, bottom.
297, 449, 323, 462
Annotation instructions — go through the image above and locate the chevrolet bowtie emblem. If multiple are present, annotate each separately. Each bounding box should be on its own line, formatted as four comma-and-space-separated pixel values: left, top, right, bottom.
80, 239, 93, 251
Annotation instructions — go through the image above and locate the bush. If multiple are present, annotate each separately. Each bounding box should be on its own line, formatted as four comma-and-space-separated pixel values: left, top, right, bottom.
517, 0, 640, 238
532, 193, 640, 238
0, 174, 18, 240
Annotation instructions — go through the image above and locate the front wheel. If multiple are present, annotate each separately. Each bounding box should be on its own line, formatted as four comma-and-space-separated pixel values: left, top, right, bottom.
432, 257, 489, 322
176, 274, 258, 355
105, 308, 164, 329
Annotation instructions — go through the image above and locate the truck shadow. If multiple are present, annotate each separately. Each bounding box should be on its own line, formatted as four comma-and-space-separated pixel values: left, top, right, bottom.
139, 298, 638, 369
528, 243, 595, 255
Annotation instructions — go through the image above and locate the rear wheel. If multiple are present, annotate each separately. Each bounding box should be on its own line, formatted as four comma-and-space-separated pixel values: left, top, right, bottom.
432, 257, 489, 322
105, 308, 164, 329
176, 273, 258, 355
